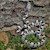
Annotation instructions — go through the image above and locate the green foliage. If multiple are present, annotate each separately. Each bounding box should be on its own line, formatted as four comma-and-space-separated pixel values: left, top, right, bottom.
6, 32, 22, 49
15, 44, 24, 50
11, 35, 21, 44
0, 32, 50, 50
6, 32, 12, 40
44, 27, 50, 34
7, 42, 14, 49
0, 42, 6, 50
25, 34, 40, 43
45, 37, 50, 50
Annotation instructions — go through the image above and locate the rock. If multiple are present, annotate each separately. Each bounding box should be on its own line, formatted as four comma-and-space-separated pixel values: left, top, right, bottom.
26, 2, 31, 11
0, 0, 50, 32
9, 29, 16, 35
0, 1, 24, 31
29, 7, 50, 17
19, 0, 29, 1
33, 0, 50, 6
19, 0, 50, 6
0, 25, 17, 31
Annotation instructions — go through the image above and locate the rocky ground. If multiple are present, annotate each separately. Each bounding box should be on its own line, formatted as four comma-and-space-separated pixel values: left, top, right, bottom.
0, 0, 50, 32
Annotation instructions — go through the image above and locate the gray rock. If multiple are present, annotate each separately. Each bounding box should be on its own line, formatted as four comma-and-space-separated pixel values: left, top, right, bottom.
29, 7, 50, 17
33, 0, 50, 6
0, 0, 50, 32
19, 0, 29, 1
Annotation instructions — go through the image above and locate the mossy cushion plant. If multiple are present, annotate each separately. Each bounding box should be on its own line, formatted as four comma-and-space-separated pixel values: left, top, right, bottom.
25, 34, 40, 43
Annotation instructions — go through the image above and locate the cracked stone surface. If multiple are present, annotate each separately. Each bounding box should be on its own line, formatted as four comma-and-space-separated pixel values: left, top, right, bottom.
0, 0, 50, 31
